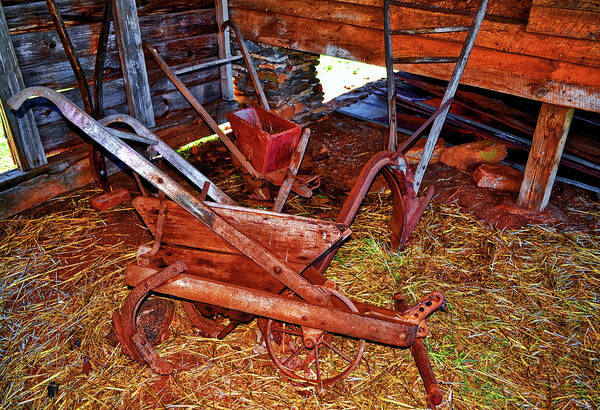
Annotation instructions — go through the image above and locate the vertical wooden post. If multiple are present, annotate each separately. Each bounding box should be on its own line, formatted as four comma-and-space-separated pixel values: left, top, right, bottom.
517, 103, 574, 211
215, 0, 235, 101
0, 1, 46, 171
111, 0, 155, 127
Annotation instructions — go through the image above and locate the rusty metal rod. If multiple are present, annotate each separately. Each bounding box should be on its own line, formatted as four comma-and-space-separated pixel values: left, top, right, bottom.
175, 55, 243, 76
99, 114, 236, 205
46, 0, 93, 114
92, 0, 112, 119
273, 128, 311, 212
383, 0, 397, 151
395, 294, 443, 407
143, 41, 262, 180
46, 0, 110, 192
8, 87, 326, 305
221, 20, 270, 110
125, 268, 442, 348
412, 0, 488, 194
397, 98, 453, 153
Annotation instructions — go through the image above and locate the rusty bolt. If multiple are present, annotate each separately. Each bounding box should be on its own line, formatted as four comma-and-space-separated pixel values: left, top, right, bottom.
304, 338, 316, 349
369, 325, 377, 333
274, 266, 282, 274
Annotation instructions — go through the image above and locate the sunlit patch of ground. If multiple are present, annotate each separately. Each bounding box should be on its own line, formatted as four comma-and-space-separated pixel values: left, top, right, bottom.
316, 55, 386, 103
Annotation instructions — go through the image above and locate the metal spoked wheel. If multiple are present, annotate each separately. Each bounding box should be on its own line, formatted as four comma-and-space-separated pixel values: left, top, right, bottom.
263, 287, 365, 390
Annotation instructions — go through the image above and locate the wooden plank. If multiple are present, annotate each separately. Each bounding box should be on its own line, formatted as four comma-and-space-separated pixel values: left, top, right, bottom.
111, 0, 155, 127
517, 103, 574, 211
10, 10, 217, 69
37, 78, 220, 153
151, 101, 223, 149
0, 1, 46, 171
229, 7, 600, 112
2, 0, 214, 34
527, 5, 600, 41
19, 34, 218, 90
320, 0, 531, 21
531, 0, 600, 12
133, 196, 349, 267
230, 0, 600, 67
215, 0, 234, 101
160, 245, 304, 293
0, 147, 92, 218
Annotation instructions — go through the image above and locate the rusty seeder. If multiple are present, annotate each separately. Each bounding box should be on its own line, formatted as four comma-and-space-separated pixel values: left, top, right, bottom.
9, 87, 444, 407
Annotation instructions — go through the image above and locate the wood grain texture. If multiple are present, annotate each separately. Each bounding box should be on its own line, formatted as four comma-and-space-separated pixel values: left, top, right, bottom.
133, 196, 349, 268
527, 5, 600, 40
0, 147, 92, 218
2, 0, 214, 33
229, 0, 600, 67
229, 6, 600, 112
0, 1, 46, 170
318, 0, 531, 21
531, 0, 600, 12
215, 0, 234, 101
517, 103, 574, 211
111, 0, 155, 127
160, 245, 303, 293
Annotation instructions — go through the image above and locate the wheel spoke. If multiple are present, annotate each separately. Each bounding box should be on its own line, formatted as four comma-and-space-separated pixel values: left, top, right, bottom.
323, 340, 353, 363
314, 346, 323, 391
282, 345, 306, 368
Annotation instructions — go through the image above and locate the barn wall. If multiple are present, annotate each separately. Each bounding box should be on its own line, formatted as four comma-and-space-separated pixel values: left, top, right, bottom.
3, 0, 221, 156
0, 0, 227, 218
229, 0, 600, 112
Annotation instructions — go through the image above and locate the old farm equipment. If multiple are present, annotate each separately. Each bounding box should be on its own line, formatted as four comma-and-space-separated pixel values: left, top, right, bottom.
9, 87, 445, 407
143, 19, 319, 211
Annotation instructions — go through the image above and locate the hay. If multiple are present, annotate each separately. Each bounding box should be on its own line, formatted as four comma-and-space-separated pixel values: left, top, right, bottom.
1, 186, 599, 408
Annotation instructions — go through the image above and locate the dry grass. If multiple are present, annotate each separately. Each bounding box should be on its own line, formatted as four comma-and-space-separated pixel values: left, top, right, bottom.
1, 186, 599, 409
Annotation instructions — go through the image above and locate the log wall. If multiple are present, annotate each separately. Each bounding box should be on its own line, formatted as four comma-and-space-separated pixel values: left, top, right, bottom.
3, 0, 221, 155
0, 0, 226, 219
229, 0, 600, 113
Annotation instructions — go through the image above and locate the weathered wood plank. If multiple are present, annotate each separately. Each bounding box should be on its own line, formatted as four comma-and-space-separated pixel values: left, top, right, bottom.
230, 0, 600, 67
320, 0, 531, 21
3, 0, 214, 33
133, 196, 348, 266
230, 7, 600, 112
19, 34, 218, 90
517, 103, 574, 211
531, 0, 600, 12
111, 0, 154, 126
0, 147, 92, 218
37, 78, 220, 153
0, 1, 46, 170
11, 10, 217, 68
527, 5, 600, 41
160, 245, 305, 293
215, 0, 234, 101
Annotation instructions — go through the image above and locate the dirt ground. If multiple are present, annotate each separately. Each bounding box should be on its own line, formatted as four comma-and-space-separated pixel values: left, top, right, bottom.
1, 112, 599, 408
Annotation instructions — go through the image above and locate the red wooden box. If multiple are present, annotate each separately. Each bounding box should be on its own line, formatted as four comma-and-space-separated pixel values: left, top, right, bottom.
227, 106, 301, 174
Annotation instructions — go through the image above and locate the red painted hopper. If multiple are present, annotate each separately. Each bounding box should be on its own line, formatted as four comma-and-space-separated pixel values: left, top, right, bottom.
228, 105, 301, 173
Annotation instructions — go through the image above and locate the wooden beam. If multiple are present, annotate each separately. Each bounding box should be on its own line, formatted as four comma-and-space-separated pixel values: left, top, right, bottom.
527, 5, 600, 41
229, 7, 600, 112
230, 0, 600, 68
0, 1, 46, 170
111, 0, 155, 127
517, 103, 574, 211
215, 0, 234, 101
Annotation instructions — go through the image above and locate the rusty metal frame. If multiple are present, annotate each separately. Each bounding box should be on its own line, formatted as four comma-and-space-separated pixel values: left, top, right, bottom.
9, 87, 444, 404
46, 0, 110, 192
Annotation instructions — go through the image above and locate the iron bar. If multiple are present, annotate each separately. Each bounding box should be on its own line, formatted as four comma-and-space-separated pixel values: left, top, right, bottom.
412, 0, 489, 194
